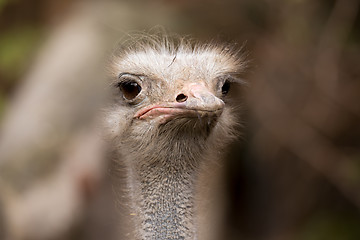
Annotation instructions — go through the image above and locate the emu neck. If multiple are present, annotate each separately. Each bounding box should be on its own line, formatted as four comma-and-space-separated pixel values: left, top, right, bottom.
121, 121, 212, 239
128, 154, 200, 240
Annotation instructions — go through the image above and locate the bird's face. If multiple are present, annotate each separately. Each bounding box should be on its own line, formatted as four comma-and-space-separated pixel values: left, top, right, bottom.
116, 72, 228, 125
105, 43, 245, 152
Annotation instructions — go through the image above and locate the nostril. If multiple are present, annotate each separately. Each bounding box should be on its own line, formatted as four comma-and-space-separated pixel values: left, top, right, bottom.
176, 93, 188, 102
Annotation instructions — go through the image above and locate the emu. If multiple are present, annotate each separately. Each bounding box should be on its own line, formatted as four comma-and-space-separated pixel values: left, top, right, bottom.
104, 36, 246, 240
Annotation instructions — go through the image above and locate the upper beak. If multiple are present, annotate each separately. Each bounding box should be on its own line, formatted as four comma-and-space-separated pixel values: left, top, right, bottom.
134, 83, 224, 120
181, 82, 224, 112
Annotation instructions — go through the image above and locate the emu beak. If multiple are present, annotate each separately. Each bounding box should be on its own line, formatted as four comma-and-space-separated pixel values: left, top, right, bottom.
182, 82, 224, 113
134, 83, 224, 121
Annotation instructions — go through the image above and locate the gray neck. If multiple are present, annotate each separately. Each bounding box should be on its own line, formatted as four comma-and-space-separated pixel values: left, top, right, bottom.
128, 157, 198, 240
121, 121, 212, 239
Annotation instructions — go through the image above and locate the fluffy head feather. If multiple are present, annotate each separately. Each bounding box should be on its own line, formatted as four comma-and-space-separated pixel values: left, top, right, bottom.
105, 34, 246, 150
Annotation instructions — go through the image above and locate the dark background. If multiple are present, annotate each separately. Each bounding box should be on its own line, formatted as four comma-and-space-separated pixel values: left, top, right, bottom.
1, 0, 360, 239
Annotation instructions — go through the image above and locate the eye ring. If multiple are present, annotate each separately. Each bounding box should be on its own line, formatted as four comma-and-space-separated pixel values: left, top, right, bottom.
117, 74, 143, 102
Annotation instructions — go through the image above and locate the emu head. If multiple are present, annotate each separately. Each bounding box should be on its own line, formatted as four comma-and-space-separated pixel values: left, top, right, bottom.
105, 37, 246, 164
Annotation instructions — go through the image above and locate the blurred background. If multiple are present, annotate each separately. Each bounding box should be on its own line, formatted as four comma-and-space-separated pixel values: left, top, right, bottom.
0, 0, 359, 239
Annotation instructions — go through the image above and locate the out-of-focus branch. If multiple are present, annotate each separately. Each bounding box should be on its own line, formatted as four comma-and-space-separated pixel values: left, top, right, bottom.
306, 0, 360, 208
315, 0, 360, 115
251, 0, 360, 212
252, 81, 360, 211
0, 4, 110, 239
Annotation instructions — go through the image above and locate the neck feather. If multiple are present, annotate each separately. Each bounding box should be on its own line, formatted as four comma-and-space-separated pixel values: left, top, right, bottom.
129, 162, 198, 240
124, 145, 205, 239
120, 120, 215, 240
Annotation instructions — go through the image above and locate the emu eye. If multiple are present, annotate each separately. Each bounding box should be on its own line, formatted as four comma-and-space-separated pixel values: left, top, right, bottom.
119, 81, 142, 100
221, 80, 231, 95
